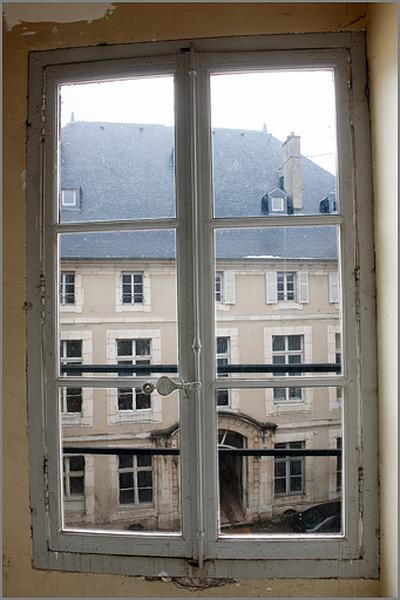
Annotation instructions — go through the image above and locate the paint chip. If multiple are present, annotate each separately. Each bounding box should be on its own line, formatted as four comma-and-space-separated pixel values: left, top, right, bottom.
4, 3, 116, 31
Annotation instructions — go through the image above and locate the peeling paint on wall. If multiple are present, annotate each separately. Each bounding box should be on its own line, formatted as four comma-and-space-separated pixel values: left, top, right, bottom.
3, 3, 116, 31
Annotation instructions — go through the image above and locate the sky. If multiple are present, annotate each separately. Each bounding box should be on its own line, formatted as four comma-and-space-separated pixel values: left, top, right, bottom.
60, 70, 337, 174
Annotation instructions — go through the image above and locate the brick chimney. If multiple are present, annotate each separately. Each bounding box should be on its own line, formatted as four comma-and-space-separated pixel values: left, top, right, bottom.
282, 132, 303, 210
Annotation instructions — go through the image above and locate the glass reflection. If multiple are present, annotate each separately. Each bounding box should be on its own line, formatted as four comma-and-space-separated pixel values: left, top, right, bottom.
211, 70, 337, 218
217, 388, 342, 535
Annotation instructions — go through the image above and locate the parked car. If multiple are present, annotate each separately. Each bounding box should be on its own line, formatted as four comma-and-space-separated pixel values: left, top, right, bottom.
291, 501, 341, 533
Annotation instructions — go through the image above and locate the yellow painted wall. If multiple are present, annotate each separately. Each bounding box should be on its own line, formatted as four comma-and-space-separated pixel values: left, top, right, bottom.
3, 2, 396, 597
366, 4, 398, 598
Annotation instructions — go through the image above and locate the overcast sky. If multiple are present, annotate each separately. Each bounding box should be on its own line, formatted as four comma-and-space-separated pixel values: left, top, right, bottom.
61, 70, 337, 174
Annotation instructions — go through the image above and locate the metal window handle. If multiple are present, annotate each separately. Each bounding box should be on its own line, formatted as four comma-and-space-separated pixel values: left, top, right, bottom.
142, 376, 201, 397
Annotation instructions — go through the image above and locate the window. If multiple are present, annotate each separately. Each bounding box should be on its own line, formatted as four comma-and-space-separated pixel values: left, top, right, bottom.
329, 271, 340, 303
215, 271, 223, 303
335, 333, 342, 401
63, 456, 85, 498
61, 189, 78, 208
277, 271, 296, 301
117, 339, 151, 411
118, 454, 153, 505
27, 34, 377, 579
271, 196, 284, 212
60, 271, 75, 304
266, 271, 309, 304
215, 270, 236, 306
60, 340, 82, 413
274, 442, 305, 497
122, 272, 144, 304
216, 336, 230, 406
336, 437, 342, 493
272, 335, 303, 401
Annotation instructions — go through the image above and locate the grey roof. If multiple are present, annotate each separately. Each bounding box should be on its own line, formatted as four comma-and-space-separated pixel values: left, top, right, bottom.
60, 122, 337, 261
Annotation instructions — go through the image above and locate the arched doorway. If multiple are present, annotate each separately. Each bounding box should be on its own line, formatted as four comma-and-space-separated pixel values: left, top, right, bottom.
218, 430, 246, 527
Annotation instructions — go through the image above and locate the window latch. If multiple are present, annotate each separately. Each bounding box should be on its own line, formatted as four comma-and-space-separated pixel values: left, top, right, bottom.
142, 376, 201, 396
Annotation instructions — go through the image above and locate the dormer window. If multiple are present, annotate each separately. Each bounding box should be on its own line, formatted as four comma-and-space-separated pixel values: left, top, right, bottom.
61, 189, 78, 208
271, 196, 285, 212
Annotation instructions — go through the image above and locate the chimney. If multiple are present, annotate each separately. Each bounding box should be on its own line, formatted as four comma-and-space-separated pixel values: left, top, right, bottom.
282, 132, 303, 210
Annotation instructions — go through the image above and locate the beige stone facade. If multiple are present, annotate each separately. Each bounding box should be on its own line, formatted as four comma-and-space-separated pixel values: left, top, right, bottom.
60, 257, 341, 531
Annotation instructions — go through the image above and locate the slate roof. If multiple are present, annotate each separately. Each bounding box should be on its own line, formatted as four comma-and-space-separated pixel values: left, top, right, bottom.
60, 122, 337, 261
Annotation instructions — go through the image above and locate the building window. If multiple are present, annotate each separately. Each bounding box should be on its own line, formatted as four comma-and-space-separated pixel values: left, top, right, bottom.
216, 336, 230, 406
274, 442, 305, 497
60, 340, 82, 413
329, 271, 340, 303
122, 272, 144, 304
277, 271, 296, 301
63, 456, 85, 498
335, 333, 342, 401
117, 339, 151, 410
272, 335, 303, 401
60, 271, 75, 304
271, 196, 284, 212
215, 270, 236, 305
215, 271, 223, 303
336, 437, 342, 493
266, 271, 309, 304
118, 454, 153, 505
61, 189, 78, 208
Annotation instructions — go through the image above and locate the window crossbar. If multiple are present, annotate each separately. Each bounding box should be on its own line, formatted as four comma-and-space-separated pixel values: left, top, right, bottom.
63, 446, 341, 457
60, 363, 341, 375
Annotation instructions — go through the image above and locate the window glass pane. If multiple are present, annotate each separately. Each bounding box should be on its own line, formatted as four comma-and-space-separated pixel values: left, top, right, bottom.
119, 472, 133, 489
215, 226, 342, 378
59, 76, 176, 222
137, 455, 152, 467
137, 471, 153, 487
211, 70, 337, 218
58, 230, 178, 378
66, 341, 82, 358
70, 456, 85, 471
117, 340, 132, 356
70, 477, 84, 496
61, 388, 181, 533
119, 455, 133, 469
217, 388, 342, 536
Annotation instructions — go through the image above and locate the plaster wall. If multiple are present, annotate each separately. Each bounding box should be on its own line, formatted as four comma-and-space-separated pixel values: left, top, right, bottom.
366, 4, 398, 598
3, 2, 394, 597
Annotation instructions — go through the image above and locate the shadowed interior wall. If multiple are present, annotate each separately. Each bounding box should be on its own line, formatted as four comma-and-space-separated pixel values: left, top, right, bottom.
366, 4, 398, 598
3, 2, 396, 597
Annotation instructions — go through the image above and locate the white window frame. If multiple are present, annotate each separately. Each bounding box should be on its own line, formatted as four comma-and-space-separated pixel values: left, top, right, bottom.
116, 337, 152, 412
26, 33, 377, 578
215, 269, 236, 310
122, 271, 144, 305
115, 269, 151, 312
62, 454, 95, 525
274, 441, 305, 498
60, 331, 93, 427
59, 266, 83, 313
60, 270, 75, 305
271, 196, 285, 212
327, 325, 342, 411
271, 333, 304, 402
264, 326, 313, 415
215, 270, 223, 303
61, 188, 78, 207
106, 329, 162, 424
277, 270, 296, 301
118, 454, 154, 507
